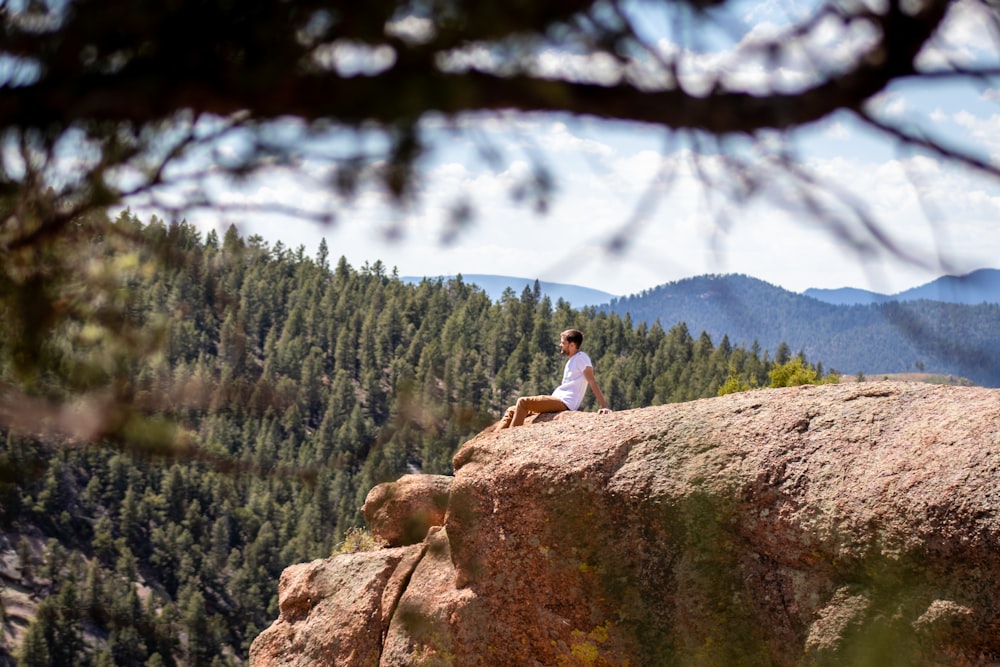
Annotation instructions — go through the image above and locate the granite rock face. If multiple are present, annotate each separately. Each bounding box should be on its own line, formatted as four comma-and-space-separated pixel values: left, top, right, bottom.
250, 382, 1000, 666
247, 545, 423, 667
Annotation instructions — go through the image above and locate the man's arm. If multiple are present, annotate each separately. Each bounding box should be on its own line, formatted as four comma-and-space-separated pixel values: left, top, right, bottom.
583, 366, 612, 414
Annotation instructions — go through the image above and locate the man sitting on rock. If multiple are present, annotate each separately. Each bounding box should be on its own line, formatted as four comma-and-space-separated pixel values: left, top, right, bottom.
495, 328, 611, 432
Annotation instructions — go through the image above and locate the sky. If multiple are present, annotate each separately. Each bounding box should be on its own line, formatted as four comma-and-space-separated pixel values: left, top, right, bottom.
133, 0, 1000, 299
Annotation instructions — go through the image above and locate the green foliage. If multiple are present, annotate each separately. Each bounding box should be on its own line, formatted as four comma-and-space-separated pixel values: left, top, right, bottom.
333, 527, 385, 555
717, 373, 753, 396
16, 619, 50, 667
769, 358, 839, 388
0, 214, 823, 664
718, 348, 838, 396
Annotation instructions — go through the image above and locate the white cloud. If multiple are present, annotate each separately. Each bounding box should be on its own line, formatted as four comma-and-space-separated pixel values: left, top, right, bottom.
741, 0, 815, 26
312, 41, 396, 76
870, 92, 909, 118
533, 49, 623, 86
440, 44, 626, 86
953, 110, 1000, 161
437, 44, 501, 73
702, 10, 881, 94
385, 15, 436, 44
822, 120, 851, 139
535, 123, 615, 159
919, 0, 1000, 69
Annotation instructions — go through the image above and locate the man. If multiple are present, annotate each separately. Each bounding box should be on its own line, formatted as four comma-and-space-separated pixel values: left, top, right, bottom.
495, 328, 611, 432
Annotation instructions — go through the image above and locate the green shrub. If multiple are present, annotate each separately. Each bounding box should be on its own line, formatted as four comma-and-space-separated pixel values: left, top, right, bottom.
333, 527, 384, 555
769, 359, 839, 388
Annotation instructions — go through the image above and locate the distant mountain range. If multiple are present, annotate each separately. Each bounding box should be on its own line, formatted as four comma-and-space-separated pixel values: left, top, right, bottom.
399, 274, 617, 307
804, 268, 1000, 305
602, 273, 1000, 387
405, 268, 1000, 309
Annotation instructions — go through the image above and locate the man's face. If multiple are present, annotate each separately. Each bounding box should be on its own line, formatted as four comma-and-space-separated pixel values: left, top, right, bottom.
559, 335, 572, 356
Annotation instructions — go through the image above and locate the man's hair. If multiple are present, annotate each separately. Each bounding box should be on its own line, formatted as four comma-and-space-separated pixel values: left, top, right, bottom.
562, 329, 583, 347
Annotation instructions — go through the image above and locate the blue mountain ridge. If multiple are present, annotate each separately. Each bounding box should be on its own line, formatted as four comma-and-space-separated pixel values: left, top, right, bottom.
803, 268, 1000, 306
399, 274, 618, 308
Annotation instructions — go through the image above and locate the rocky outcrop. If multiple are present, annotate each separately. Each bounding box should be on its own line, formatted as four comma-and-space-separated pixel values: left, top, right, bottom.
247, 545, 423, 667
250, 382, 1000, 666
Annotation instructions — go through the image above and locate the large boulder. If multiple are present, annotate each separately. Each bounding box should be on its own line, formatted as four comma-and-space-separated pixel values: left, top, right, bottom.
362, 474, 452, 547
250, 382, 1000, 666
248, 545, 424, 667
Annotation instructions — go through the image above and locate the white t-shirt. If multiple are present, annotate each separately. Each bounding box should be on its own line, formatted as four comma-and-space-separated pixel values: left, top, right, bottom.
551, 351, 593, 411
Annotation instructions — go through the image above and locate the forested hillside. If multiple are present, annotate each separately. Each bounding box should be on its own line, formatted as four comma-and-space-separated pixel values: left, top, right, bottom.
0, 214, 823, 666
605, 274, 1000, 386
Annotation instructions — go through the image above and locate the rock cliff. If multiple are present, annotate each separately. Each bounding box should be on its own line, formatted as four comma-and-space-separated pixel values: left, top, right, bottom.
250, 382, 1000, 666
